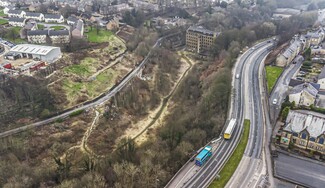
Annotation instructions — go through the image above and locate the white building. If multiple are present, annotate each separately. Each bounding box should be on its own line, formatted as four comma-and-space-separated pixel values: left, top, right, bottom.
25, 12, 44, 21
44, 14, 64, 23
27, 30, 70, 44
0, 0, 9, 7
8, 17, 25, 27
6, 44, 62, 63
7, 10, 26, 18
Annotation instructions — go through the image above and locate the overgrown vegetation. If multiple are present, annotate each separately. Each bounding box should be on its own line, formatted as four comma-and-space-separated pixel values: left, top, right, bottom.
86, 27, 114, 43
209, 119, 250, 188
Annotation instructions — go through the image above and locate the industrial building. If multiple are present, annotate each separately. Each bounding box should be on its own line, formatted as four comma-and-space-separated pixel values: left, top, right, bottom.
186, 26, 218, 54
5, 44, 62, 63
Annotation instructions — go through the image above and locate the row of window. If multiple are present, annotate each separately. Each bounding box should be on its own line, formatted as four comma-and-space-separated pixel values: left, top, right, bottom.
292, 132, 325, 144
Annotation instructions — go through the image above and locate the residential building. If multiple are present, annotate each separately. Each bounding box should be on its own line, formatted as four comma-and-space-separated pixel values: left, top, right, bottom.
311, 45, 325, 56
186, 26, 218, 54
27, 30, 70, 44
25, 12, 44, 21
44, 14, 64, 23
71, 20, 84, 38
276, 37, 303, 67
7, 10, 26, 18
280, 110, 325, 155
27, 30, 49, 44
106, 16, 119, 30
67, 16, 79, 25
306, 27, 325, 46
5, 44, 62, 63
48, 30, 70, 44
0, 0, 9, 7
318, 66, 325, 90
289, 83, 320, 106
8, 17, 25, 27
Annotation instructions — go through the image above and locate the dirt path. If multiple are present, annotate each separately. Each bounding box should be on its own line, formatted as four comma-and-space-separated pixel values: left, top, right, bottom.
116, 51, 195, 146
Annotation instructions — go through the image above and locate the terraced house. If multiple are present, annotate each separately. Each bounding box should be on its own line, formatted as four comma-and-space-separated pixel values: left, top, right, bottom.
280, 110, 325, 156
44, 14, 64, 23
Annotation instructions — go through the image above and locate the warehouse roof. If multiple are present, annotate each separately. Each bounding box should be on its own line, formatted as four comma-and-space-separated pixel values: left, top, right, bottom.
9, 44, 59, 56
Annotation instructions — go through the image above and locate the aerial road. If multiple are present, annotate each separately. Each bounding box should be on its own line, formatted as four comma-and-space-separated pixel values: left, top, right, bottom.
166, 41, 273, 188
0, 37, 163, 139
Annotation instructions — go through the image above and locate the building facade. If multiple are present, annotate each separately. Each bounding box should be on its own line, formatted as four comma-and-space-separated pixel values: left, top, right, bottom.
186, 26, 217, 54
8, 17, 25, 27
44, 14, 64, 23
280, 110, 325, 156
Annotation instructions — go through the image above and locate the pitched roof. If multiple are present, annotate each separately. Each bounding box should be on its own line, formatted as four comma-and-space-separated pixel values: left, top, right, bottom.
289, 83, 320, 97
8, 9, 23, 15
284, 110, 325, 138
49, 30, 70, 36
73, 20, 84, 31
25, 12, 42, 17
27, 30, 48, 36
8, 17, 25, 23
319, 66, 325, 80
67, 16, 79, 23
289, 79, 304, 87
44, 14, 62, 19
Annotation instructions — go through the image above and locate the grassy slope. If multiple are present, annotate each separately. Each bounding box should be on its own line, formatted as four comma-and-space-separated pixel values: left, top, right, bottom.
86, 27, 113, 43
0, 18, 8, 25
0, 9, 6, 17
209, 119, 250, 188
265, 66, 283, 93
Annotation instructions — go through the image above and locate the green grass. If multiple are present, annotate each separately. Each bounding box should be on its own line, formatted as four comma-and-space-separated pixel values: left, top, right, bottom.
0, 9, 6, 17
209, 119, 250, 188
265, 66, 283, 93
50, 25, 66, 30
37, 24, 45, 30
86, 27, 114, 43
63, 57, 97, 77
0, 18, 8, 25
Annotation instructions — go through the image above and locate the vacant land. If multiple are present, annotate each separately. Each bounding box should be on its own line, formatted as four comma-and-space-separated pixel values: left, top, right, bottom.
0, 18, 8, 25
209, 119, 250, 188
266, 66, 283, 93
86, 27, 114, 43
50, 25, 66, 30
0, 9, 6, 17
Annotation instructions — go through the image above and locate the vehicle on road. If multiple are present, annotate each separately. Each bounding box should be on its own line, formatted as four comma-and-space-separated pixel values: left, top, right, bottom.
272, 98, 277, 105
224, 118, 237, 139
195, 146, 213, 166
236, 74, 240, 79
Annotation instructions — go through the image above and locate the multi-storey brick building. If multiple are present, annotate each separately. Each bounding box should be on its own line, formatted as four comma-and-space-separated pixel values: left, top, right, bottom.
186, 26, 217, 54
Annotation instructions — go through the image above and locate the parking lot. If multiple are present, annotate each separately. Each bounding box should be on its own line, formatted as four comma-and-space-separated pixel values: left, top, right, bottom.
274, 152, 325, 188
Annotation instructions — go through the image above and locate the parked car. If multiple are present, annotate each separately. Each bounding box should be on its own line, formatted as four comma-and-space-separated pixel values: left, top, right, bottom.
273, 98, 277, 105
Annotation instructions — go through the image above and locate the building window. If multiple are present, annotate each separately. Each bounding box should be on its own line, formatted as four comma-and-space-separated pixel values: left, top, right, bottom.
293, 132, 298, 137
319, 137, 324, 144
301, 132, 307, 139
310, 137, 316, 142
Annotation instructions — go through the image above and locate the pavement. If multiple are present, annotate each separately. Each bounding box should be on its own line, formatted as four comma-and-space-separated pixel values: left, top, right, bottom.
274, 152, 325, 188
166, 41, 273, 188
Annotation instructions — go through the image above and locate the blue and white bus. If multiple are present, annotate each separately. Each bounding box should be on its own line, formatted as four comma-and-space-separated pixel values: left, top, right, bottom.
195, 146, 213, 166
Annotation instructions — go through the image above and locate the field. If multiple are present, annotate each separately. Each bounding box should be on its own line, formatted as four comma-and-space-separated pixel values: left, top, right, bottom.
37, 24, 45, 29
209, 119, 250, 188
50, 25, 66, 30
265, 66, 283, 93
0, 9, 6, 17
86, 27, 114, 43
64, 57, 98, 78
0, 18, 8, 25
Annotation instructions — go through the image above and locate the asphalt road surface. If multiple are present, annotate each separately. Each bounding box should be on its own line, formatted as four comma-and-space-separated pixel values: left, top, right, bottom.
166, 41, 273, 188
274, 153, 325, 188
